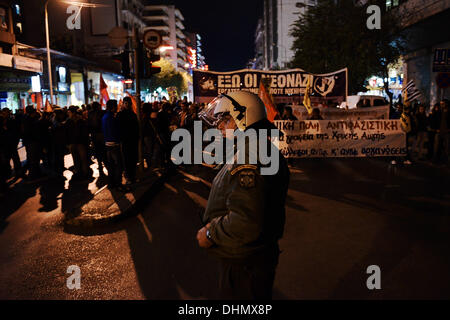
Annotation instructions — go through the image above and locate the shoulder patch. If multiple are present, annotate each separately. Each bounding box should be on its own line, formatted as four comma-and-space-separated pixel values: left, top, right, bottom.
230, 164, 258, 176
238, 170, 256, 189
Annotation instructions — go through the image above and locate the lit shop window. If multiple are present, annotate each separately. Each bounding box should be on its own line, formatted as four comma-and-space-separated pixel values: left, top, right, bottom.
0, 7, 8, 31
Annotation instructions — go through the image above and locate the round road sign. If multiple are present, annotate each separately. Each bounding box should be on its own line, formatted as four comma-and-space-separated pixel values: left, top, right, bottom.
108, 27, 128, 48
143, 30, 162, 50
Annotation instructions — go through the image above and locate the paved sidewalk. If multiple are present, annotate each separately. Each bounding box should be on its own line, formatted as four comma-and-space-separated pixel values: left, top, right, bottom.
63, 170, 167, 228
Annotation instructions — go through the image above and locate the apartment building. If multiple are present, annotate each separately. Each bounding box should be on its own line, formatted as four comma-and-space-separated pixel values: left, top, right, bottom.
185, 31, 207, 71
252, 0, 316, 70
390, 0, 450, 105
142, 4, 189, 71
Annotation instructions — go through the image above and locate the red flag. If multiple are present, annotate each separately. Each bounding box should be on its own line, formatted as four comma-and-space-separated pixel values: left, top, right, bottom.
127, 95, 137, 114
45, 98, 52, 112
259, 80, 278, 122
36, 93, 43, 111
100, 74, 110, 106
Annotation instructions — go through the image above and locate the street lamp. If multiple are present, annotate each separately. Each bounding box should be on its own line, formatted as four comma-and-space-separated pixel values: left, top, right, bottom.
44, 0, 107, 105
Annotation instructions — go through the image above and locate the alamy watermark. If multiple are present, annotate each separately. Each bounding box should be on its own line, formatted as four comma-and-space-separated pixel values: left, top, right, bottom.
366, 265, 381, 290
66, 5, 82, 30
366, 5, 381, 30
171, 121, 280, 176
66, 265, 81, 290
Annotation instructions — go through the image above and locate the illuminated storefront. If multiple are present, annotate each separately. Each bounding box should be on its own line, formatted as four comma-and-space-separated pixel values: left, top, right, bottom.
70, 72, 85, 106
87, 71, 124, 103
363, 63, 404, 102
0, 56, 43, 112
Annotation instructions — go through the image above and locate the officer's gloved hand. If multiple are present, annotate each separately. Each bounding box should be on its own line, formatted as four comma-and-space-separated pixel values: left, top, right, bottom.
196, 223, 214, 249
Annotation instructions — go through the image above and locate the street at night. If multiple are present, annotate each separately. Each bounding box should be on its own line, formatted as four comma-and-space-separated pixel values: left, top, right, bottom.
1, 156, 449, 299
1, 0, 450, 312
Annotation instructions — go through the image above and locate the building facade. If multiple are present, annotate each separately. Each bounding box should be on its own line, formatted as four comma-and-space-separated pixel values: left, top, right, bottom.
185, 31, 207, 71
2, 0, 156, 108
0, 0, 43, 111
142, 4, 189, 72
392, 0, 450, 106
253, 0, 316, 70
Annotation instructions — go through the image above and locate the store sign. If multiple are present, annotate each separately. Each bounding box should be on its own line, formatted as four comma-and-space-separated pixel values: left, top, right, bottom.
193, 68, 348, 104
31, 75, 41, 92
275, 120, 406, 158
0, 53, 13, 67
0, 72, 31, 91
13, 56, 43, 73
58, 82, 69, 92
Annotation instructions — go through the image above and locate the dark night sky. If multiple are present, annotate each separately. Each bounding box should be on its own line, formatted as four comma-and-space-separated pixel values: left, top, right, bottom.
149, 0, 264, 71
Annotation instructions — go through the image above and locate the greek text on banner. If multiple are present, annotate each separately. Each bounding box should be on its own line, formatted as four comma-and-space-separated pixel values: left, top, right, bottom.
275, 120, 407, 158
193, 68, 348, 105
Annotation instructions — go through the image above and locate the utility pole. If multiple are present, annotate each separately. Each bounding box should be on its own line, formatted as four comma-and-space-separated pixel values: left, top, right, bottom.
45, 0, 55, 105
133, 26, 144, 176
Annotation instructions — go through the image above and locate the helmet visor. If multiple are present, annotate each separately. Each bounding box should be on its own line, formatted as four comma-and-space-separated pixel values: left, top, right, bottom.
199, 95, 230, 128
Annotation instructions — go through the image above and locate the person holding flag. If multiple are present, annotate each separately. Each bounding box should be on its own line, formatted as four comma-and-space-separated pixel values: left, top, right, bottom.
100, 74, 110, 107
258, 79, 278, 122
303, 75, 314, 115
44, 98, 53, 113
399, 88, 413, 165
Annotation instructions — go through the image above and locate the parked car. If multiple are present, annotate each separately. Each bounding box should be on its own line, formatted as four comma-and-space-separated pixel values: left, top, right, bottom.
339, 95, 389, 109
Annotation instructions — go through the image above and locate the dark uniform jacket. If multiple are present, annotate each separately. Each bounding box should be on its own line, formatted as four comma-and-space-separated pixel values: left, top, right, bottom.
202, 125, 290, 259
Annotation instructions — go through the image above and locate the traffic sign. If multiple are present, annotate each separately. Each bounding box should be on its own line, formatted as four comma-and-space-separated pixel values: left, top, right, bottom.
143, 30, 162, 50
108, 27, 128, 48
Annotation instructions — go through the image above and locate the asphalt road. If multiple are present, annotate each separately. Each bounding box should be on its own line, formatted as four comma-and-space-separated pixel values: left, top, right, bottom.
0, 158, 449, 299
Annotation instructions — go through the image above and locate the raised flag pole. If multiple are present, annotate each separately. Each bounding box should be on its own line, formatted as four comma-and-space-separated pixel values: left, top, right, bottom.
303, 74, 313, 115
259, 78, 278, 122
400, 89, 412, 133
133, 26, 144, 177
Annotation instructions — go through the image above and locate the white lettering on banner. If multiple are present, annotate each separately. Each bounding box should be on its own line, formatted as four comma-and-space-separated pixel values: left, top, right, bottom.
275, 120, 407, 158
292, 105, 390, 121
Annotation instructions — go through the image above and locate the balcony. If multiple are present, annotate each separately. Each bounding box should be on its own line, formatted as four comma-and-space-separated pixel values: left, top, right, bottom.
175, 9, 184, 20
176, 20, 185, 30
394, 0, 450, 28
144, 25, 170, 33
176, 29, 185, 40
144, 6, 169, 14
145, 20, 169, 28
121, 9, 146, 28
143, 15, 169, 21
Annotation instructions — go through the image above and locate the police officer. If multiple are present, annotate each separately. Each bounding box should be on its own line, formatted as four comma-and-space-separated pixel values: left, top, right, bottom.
196, 91, 290, 300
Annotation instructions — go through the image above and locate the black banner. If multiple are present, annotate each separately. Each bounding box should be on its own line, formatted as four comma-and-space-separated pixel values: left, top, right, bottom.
193, 68, 348, 105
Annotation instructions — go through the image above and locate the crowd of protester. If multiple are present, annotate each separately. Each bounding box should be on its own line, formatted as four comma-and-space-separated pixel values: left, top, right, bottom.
1, 96, 449, 194
274, 99, 450, 165
390, 99, 450, 164
0, 97, 206, 195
